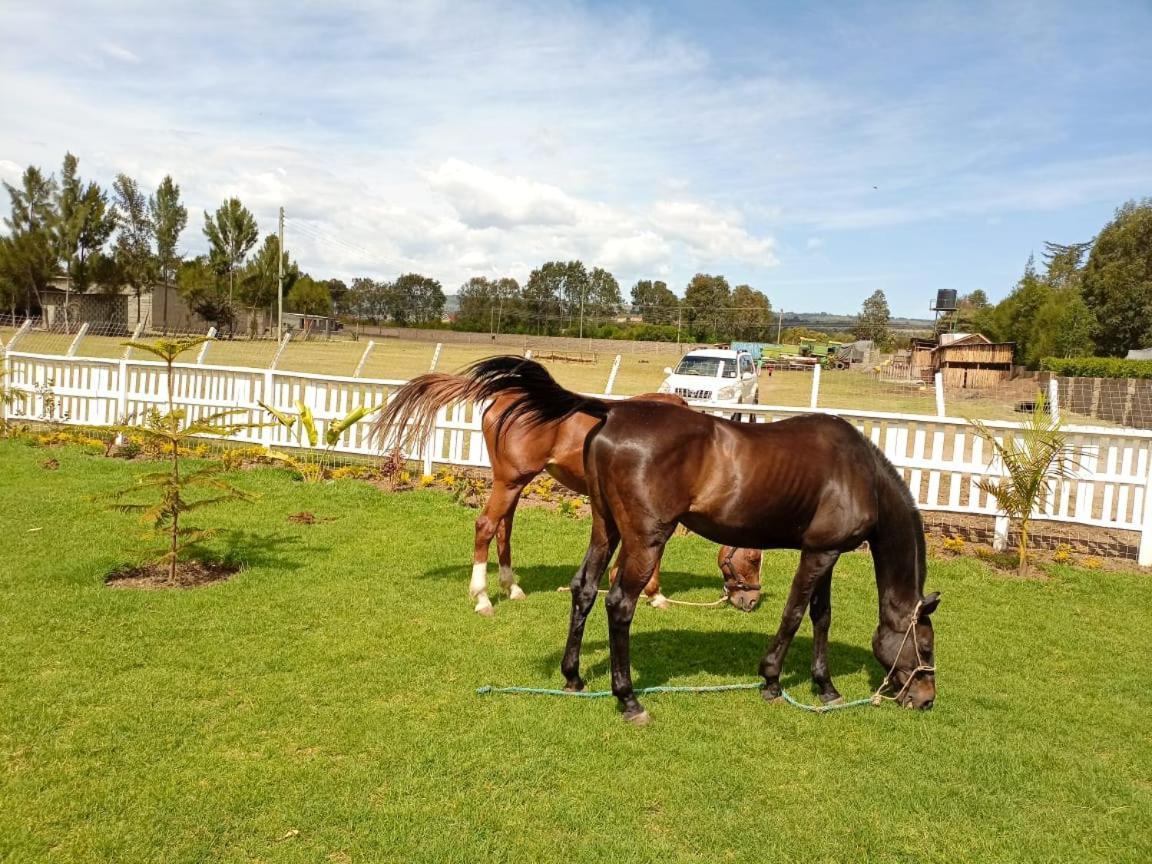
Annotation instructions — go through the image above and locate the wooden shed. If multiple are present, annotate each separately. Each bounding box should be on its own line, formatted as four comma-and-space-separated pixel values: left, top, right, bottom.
932, 334, 1015, 388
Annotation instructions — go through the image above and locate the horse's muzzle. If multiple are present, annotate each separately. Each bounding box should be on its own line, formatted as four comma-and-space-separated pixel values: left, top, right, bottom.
728, 590, 761, 612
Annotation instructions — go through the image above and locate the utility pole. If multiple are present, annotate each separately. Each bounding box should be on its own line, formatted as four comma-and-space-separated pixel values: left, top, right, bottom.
277, 206, 285, 336
777, 309, 783, 343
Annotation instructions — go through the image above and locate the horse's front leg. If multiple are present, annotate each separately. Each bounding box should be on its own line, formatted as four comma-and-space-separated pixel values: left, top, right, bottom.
760, 550, 839, 701
607, 541, 667, 724
561, 516, 618, 692
809, 568, 843, 704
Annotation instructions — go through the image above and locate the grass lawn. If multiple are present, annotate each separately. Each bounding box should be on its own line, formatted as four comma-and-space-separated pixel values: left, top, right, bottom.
1, 439, 1150, 863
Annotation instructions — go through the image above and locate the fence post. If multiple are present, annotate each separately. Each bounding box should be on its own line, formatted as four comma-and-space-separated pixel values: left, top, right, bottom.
1048, 377, 1060, 425
196, 327, 217, 365
122, 322, 145, 360
604, 355, 622, 395
5, 319, 32, 353
270, 331, 292, 369
935, 372, 945, 417
113, 357, 130, 444
809, 363, 821, 409
429, 342, 443, 372
1140, 450, 1152, 566
353, 340, 375, 378
65, 322, 90, 357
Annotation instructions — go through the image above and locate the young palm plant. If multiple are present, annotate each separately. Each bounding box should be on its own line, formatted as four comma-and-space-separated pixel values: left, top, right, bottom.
258, 399, 382, 482
109, 337, 256, 583
969, 395, 1082, 576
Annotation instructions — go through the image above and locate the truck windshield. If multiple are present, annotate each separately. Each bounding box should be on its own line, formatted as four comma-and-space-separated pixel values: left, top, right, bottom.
674, 356, 736, 378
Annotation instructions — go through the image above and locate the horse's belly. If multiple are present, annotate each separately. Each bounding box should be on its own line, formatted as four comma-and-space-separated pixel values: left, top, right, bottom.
679, 512, 806, 550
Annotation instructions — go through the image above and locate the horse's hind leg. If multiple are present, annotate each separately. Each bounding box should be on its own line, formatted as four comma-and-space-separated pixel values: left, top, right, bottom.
495, 488, 526, 601
809, 569, 843, 704
561, 511, 619, 693
759, 550, 839, 701
471, 480, 526, 616
606, 536, 672, 724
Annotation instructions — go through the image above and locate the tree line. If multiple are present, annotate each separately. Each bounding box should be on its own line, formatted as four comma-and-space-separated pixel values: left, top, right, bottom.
938, 200, 1152, 364
0, 152, 364, 335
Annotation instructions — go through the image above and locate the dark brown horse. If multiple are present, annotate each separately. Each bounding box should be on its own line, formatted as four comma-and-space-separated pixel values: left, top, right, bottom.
373, 372, 760, 615
451, 357, 941, 723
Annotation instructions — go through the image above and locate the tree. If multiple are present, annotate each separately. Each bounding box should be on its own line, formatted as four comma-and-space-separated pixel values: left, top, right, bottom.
522, 261, 571, 334
1081, 199, 1152, 356
384, 273, 444, 326
455, 276, 510, 331
202, 198, 258, 315
326, 279, 348, 315
287, 275, 332, 317
239, 234, 298, 336
149, 175, 188, 328
682, 273, 731, 341
854, 289, 891, 347
582, 267, 622, 335
630, 279, 679, 324
729, 284, 773, 341
177, 256, 232, 332
970, 397, 1081, 577
108, 337, 253, 584
1, 166, 58, 318
112, 174, 154, 323
346, 277, 386, 322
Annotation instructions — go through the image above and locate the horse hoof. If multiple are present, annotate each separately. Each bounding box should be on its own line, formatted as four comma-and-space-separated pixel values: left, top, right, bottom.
624, 709, 651, 726
508, 584, 526, 600
821, 695, 846, 706
564, 679, 585, 693
648, 594, 670, 610
474, 600, 494, 617
761, 688, 784, 704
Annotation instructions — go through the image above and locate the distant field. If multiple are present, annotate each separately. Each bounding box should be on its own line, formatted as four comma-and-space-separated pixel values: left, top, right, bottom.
3, 327, 1093, 422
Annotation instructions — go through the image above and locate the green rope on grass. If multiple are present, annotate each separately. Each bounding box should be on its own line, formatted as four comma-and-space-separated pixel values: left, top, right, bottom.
476, 682, 877, 713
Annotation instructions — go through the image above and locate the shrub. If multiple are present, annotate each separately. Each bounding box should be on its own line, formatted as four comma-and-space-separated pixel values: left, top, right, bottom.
1039, 357, 1152, 379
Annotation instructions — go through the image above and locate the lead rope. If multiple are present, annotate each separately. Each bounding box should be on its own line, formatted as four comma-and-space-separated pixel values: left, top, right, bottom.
479, 602, 933, 714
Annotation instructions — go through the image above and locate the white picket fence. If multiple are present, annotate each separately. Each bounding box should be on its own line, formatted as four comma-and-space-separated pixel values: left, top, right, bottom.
4, 348, 1151, 565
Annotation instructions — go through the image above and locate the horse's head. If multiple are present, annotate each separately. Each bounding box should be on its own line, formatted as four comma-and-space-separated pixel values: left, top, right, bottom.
719, 547, 762, 612
872, 591, 939, 709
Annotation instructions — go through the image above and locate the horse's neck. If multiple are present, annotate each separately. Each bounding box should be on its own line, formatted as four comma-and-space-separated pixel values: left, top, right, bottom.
871, 484, 925, 628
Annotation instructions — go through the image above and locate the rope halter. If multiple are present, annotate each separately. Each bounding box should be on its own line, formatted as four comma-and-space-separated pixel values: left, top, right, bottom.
871, 599, 937, 706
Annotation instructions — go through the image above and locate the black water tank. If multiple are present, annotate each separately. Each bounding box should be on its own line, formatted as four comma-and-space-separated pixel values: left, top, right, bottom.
935, 289, 958, 311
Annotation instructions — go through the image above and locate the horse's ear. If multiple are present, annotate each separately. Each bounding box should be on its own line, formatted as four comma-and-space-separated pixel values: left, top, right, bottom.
920, 592, 941, 616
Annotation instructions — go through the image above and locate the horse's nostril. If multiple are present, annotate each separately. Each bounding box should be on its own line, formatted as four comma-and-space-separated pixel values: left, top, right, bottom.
921, 698, 934, 710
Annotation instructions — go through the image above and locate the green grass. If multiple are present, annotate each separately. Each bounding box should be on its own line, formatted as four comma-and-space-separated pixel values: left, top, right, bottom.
1, 439, 1150, 863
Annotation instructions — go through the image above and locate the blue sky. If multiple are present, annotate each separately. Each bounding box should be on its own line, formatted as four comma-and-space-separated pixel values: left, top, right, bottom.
2, 1, 1150, 317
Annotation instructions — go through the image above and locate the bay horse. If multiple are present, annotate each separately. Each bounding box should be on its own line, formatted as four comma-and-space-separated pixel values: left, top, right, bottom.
372, 371, 763, 615
452, 357, 941, 723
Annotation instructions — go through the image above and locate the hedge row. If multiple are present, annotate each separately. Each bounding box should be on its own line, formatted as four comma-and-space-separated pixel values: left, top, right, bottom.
1040, 357, 1152, 379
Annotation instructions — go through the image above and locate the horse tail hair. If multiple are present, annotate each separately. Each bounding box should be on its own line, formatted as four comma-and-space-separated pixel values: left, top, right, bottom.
460, 356, 609, 442
372, 372, 479, 453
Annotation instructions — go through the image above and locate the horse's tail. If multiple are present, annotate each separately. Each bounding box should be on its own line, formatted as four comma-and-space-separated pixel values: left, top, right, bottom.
372, 372, 480, 453
459, 356, 609, 442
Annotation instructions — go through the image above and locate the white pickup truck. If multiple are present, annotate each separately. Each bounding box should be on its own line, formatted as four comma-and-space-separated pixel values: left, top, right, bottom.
657, 348, 759, 407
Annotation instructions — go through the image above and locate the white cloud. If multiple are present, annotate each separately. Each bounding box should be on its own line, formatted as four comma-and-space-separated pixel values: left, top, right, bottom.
650, 201, 777, 267
427, 159, 582, 229
806, 237, 824, 250
98, 41, 139, 64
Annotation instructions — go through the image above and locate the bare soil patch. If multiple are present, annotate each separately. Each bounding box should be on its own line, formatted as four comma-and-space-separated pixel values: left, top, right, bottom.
105, 560, 240, 589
